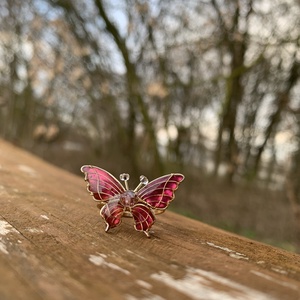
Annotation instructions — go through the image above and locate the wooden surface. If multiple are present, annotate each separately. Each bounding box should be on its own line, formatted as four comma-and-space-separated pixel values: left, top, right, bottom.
0, 139, 299, 300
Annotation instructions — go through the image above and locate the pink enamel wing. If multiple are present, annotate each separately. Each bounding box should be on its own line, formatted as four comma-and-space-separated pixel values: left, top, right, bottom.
81, 165, 184, 237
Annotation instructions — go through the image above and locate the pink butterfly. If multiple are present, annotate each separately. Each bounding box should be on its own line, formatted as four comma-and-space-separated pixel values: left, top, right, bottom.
81, 165, 184, 237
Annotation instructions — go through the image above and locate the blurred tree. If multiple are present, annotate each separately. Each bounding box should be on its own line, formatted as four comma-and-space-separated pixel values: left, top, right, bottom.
286, 62, 300, 249
210, 0, 300, 186
211, 0, 253, 183
48, 0, 167, 176
0, 0, 36, 145
250, 60, 299, 178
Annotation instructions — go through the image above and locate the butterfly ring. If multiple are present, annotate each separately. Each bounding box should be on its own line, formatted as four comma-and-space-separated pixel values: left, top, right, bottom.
81, 165, 184, 237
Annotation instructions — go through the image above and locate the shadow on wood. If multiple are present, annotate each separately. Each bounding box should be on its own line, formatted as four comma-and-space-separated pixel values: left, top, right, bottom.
0, 139, 299, 300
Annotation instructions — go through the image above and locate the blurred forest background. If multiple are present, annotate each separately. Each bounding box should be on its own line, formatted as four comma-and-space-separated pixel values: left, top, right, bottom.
0, 0, 300, 252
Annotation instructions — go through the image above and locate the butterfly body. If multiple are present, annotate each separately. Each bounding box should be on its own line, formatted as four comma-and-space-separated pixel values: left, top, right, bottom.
119, 190, 138, 208
81, 165, 184, 237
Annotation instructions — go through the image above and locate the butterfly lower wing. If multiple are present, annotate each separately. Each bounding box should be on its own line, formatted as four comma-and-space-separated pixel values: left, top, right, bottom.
81, 165, 125, 202
131, 204, 155, 237
100, 198, 125, 232
137, 174, 184, 212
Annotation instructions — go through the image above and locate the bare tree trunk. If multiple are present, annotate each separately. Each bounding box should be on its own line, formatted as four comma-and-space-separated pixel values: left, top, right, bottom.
49, 0, 164, 175
212, 0, 252, 183
286, 146, 300, 251
251, 61, 299, 177
95, 0, 164, 175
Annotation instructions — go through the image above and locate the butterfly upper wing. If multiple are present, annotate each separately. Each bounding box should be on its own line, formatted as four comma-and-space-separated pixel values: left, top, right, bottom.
137, 173, 184, 211
81, 165, 125, 202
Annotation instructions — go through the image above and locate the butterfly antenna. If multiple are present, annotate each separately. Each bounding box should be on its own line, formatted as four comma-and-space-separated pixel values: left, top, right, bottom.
120, 173, 130, 190
134, 175, 149, 192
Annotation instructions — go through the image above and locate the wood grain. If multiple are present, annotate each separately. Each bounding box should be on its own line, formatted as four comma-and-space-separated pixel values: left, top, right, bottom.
0, 139, 299, 300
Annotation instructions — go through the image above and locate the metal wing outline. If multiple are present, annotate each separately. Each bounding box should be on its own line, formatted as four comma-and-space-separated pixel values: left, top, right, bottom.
137, 173, 184, 212
81, 165, 125, 202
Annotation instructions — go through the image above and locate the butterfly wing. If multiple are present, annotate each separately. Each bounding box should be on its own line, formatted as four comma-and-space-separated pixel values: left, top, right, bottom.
131, 204, 155, 236
81, 165, 125, 202
100, 198, 125, 232
137, 173, 184, 212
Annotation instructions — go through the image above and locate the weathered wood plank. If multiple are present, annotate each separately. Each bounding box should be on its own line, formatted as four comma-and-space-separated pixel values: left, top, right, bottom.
0, 139, 299, 300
